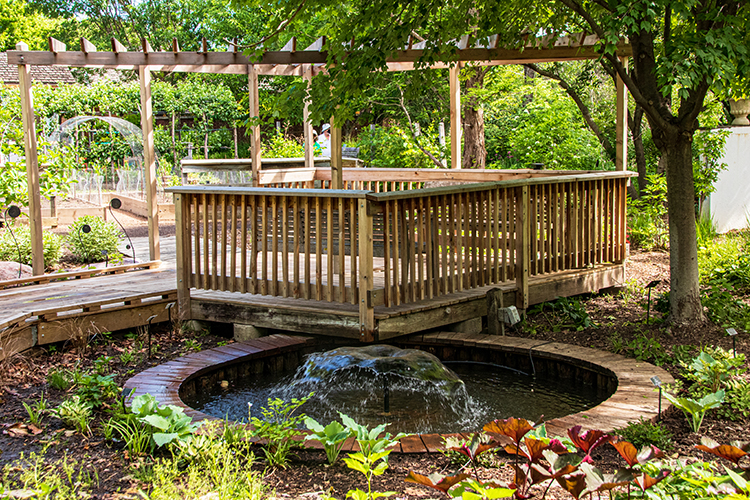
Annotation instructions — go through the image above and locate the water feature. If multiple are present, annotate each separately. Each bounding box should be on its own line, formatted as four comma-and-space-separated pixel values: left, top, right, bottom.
188, 344, 609, 434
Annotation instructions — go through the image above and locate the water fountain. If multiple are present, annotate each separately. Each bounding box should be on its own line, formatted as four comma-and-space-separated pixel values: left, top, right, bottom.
187, 343, 607, 434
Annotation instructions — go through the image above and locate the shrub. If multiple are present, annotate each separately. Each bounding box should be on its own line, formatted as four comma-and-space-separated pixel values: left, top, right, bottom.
615, 418, 673, 450
628, 174, 669, 251
0, 224, 62, 268
262, 132, 304, 158
65, 215, 121, 263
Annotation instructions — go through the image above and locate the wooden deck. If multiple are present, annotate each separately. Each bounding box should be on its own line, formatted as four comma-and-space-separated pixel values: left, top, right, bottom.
0, 168, 635, 358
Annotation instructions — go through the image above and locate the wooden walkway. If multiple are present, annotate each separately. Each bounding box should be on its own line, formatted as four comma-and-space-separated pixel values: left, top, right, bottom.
0, 265, 177, 360
0, 254, 623, 360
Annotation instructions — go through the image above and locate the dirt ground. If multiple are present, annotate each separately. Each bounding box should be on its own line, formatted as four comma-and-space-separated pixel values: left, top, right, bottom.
0, 247, 747, 499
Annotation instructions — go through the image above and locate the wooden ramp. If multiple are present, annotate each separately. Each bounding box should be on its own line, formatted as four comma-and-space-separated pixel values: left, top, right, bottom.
0, 266, 177, 361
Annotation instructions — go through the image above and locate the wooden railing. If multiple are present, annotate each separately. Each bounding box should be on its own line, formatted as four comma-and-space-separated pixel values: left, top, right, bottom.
169, 170, 632, 340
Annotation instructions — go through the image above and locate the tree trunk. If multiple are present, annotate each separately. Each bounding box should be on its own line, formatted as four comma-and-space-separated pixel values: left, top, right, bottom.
663, 133, 704, 324
462, 67, 487, 169
630, 105, 648, 197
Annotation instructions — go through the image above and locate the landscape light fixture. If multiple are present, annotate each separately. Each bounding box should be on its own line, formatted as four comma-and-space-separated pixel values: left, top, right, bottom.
727, 328, 739, 358
77, 224, 91, 265
108, 198, 136, 264
645, 279, 661, 325
165, 302, 176, 339
101, 249, 108, 268
3, 206, 23, 278
651, 375, 662, 421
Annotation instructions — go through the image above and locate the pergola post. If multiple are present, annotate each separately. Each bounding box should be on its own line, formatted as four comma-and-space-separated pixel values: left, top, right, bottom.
449, 64, 462, 169
303, 65, 315, 169
248, 65, 262, 187
16, 42, 44, 275
615, 57, 629, 171
330, 117, 343, 189
138, 65, 160, 261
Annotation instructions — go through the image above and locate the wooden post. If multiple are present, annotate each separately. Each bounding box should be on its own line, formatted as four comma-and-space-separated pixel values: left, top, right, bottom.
486, 288, 505, 336
515, 185, 530, 311
174, 193, 191, 320
331, 117, 343, 189
16, 42, 44, 275
138, 65, 161, 261
248, 65, 262, 187
615, 57, 629, 171
303, 65, 315, 169
358, 198, 375, 341
449, 64, 461, 169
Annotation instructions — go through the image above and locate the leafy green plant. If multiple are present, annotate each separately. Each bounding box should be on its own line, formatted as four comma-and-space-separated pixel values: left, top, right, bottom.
119, 350, 134, 365
628, 174, 669, 251
0, 224, 63, 268
339, 416, 408, 500
615, 418, 673, 450
93, 355, 113, 375
47, 368, 73, 391
685, 350, 744, 393
701, 277, 750, 331
721, 380, 750, 421
22, 393, 48, 427
104, 415, 152, 455
262, 132, 304, 158
74, 372, 119, 408
626, 332, 671, 366
528, 296, 595, 331
250, 393, 312, 468
53, 396, 93, 434
65, 215, 121, 263
664, 389, 725, 433
129, 393, 198, 450
305, 413, 355, 465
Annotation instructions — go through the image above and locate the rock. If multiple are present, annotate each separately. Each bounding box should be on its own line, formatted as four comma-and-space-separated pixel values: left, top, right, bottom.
0, 261, 32, 281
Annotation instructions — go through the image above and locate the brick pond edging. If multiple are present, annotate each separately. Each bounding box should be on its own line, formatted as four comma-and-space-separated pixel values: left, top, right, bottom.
123, 332, 673, 454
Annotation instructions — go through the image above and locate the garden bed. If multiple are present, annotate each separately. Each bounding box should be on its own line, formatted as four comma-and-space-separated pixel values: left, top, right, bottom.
0, 251, 748, 499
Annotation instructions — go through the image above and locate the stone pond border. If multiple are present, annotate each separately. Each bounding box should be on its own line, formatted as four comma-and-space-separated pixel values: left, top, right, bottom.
123, 332, 673, 454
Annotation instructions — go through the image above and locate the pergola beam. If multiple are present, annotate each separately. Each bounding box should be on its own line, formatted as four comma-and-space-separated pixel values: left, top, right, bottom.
16, 42, 44, 276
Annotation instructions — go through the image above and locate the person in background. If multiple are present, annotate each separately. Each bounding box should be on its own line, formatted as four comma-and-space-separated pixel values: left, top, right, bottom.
312, 130, 322, 155
319, 123, 332, 157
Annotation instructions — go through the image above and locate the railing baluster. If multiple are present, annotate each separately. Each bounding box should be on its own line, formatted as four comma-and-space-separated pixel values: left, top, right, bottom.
338, 197, 346, 302
249, 196, 258, 293
240, 195, 248, 293
392, 200, 401, 306
350, 197, 358, 305
293, 196, 300, 298
193, 193, 201, 288
384, 200, 391, 306
304, 197, 311, 299
211, 193, 218, 290
315, 197, 322, 300
281, 195, 289, 298
260, 196, 268, 295
229, 194, 237, 292
417, 197, 425, 300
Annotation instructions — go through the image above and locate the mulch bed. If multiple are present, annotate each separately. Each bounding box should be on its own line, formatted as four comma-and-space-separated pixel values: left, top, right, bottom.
0, 250, 748, 499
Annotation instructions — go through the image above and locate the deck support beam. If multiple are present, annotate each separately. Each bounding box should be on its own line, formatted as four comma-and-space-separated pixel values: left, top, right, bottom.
615, 57, 629, 171
16, 42, 44, 275
449, 64, 461, 169
248, 65, 262, 187
174, 193, 192, 320
138, 65, 160, 261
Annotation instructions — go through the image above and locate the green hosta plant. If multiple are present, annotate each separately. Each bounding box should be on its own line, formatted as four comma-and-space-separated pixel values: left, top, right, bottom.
305, 413, 355, 465
130, 393, 198, 449
664, 390, 725, 433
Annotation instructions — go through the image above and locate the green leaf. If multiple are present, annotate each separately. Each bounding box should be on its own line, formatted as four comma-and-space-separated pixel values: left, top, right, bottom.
152, 432, 179, 447
141, 414, 170, 431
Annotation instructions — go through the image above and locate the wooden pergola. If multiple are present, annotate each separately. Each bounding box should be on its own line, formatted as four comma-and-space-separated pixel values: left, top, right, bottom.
8, 34, 631, 275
